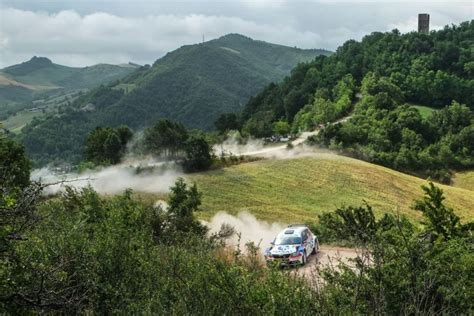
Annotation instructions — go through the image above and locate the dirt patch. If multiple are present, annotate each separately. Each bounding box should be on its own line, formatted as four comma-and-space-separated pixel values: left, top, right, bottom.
288, 245, 359, 281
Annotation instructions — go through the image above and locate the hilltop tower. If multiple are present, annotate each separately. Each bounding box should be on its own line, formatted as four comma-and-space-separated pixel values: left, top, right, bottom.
418, 13, 430, 34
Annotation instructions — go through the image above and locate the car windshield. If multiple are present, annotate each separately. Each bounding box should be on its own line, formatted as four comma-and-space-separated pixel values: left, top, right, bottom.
274, 236, 301, 245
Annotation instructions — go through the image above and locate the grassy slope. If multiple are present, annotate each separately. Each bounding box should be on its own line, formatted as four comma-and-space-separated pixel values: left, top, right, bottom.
452, 171, 474, 191
2, 111, 38, 133
411, 105, 437, 119
1, 90, 85, 133
189, 154, 474, 223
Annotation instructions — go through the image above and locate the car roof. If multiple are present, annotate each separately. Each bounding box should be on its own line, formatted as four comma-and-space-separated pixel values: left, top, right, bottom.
277, 226, 307, 237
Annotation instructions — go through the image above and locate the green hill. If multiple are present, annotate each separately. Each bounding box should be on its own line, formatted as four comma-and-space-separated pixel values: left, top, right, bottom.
188, 154, 474, 223
0, 57, 138, 121
241, 21, 473, 135
102, 35, 328, 129
1, 56, 137, 89
238, 21, 474, 183
19, 34, 330, 166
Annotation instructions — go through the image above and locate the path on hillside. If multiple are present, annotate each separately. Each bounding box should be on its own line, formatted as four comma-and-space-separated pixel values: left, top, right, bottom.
300, 245, 358, 273
238, 115, 352, 157
288, 245, 360, 283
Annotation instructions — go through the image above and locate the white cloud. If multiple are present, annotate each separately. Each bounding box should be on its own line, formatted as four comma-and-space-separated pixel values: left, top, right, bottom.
0, 8, 327, 67
0, 1, 471, 67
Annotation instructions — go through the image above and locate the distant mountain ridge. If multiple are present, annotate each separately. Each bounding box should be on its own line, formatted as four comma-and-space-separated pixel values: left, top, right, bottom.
0, 56, 139, 123
20, 34, 330, 165
1, 56, 138, 91
100, 34, 330, 129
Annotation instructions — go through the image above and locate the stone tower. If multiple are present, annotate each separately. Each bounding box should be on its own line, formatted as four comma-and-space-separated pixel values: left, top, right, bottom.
418, 13, 430, 34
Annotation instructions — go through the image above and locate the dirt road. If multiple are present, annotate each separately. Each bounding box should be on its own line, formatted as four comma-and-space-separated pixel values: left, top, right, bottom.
288, 245, 359, 279
308, 245, 357, 268
236, 115, 353, 157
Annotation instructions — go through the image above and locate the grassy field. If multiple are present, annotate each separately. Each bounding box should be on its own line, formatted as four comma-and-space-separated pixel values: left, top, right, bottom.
1, 90, 84, 134
452, 171, 474, 191
113, 83, 137, 94
411, 105, 437, 119
188, 154, 474, 223
2, 110, 40, 133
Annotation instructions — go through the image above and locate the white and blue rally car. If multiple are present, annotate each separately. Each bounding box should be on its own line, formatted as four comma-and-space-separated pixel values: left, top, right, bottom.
264, 224, 319, 266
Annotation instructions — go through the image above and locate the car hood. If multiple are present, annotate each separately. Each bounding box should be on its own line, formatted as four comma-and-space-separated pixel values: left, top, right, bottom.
269, 244, 299, 256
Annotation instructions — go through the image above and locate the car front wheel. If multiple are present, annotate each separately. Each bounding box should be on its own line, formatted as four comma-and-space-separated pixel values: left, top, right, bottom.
301, 251, 307, 266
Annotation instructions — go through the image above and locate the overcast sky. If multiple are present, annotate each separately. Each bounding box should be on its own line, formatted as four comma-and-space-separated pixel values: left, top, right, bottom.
0, 0, 472, 68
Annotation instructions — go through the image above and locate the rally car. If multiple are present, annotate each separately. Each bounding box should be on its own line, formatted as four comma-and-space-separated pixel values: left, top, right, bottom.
264, 224, 319, 266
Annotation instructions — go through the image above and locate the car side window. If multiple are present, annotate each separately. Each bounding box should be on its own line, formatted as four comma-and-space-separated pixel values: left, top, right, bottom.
302, 230, 308, 242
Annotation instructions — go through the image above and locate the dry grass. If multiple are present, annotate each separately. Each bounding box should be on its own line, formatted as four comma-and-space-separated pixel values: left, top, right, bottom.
189, 154, 474, 223
0, 73, 57, 90
452, 171, 474, 191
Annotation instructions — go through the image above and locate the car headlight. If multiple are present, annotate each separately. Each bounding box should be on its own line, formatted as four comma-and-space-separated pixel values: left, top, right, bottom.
291, 251, 299, 256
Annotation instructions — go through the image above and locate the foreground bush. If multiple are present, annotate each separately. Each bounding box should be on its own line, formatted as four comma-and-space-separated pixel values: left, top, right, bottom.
1, 136, 472, 314
317, 182, 474, 314
1, 180, 318, 314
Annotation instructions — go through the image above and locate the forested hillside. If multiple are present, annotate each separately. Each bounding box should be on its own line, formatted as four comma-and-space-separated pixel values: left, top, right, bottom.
242, 21, 473, 131
314, 76, 473, 182
240, 21, 473, 181
19, 34, 329, 166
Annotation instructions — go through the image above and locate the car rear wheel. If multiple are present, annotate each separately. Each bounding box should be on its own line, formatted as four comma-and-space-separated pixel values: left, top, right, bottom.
311, 238, 319, 254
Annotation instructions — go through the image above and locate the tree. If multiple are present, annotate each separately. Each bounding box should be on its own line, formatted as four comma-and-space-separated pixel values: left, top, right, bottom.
85, 126, 133, 165
241, 115, 273, 138
183, 135, 213, 172
116, 125, 133, 147
103, 132, 122, 164
143, 119, 188, 158
152, 178, 208, 244
215, 113, 240, 134
0, 134, 31, 189
414, 182, 472, 240
272, 120, 290, 136
0, 135, 35, 255
427, 101, 472, 135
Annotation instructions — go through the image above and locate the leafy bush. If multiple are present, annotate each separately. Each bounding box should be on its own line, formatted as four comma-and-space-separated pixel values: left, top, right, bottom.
317, 182, 474, 314
0, 133, 31, 189
1, 175, 321, 313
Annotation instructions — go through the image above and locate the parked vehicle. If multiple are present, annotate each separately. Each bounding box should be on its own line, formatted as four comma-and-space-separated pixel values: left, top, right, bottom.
264, 224, 319, 266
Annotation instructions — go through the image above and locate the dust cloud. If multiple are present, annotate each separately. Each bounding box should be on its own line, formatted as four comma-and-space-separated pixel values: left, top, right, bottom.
31, 123, 339, 196
205, 211, 286, 251
213, 129, 333, 161
214, 115, 352, 160
31, 161, 183, 195
214, 132, 266, 157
